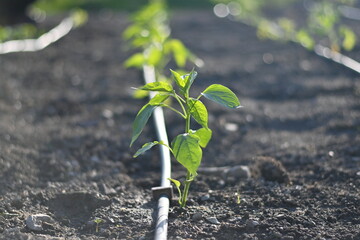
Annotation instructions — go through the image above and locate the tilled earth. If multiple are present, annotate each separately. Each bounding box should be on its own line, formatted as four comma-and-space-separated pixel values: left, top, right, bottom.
0, 10, 359, 240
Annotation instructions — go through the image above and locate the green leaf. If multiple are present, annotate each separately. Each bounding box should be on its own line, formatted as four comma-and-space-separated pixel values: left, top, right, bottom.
123, 24, 141, 40
168, 178, 182, 202
133, 89, 149, 99
340, 26, 356, 51
188, 98, 208, 128
190, 128, 212, 148
140, 82, 173, 92
165, 39, 188, 67
133, 141, 159, 157
296, 29, 314, 50
148, 93, 169, 105
183, 70, 197, 93
124, 53, 145, 68
71, 9, 88, 27
131, 104, 156, 146
131, 94, 169, 146
171, 134, 202, 175
170, 69, 185, 89
168, 178, 181, 188
147, 46, 163, 66
201, 84, 241, 109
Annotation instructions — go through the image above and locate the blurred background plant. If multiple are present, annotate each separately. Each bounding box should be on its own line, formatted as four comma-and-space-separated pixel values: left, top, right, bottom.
0, 0, 89, 43
0, 0, 211, 43
1, 0, 358, 53
123, 0, 203, 98
212, 0, 359, 52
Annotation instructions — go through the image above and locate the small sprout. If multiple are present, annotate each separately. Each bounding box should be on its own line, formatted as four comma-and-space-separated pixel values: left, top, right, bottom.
94, 218, 103, 233
235, 189, 241, 204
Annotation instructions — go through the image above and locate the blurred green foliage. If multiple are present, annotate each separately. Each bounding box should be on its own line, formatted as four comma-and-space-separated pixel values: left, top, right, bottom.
34, 0, 212, 13
213, 0, 358, 52
0, 24, 42, 42
123, 0, 202, 98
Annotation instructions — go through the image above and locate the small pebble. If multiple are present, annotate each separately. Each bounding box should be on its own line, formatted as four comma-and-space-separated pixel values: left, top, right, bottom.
271, 231, 282, 238
102, 109, 113, 119
26, 214, 54, 231
192, 212, 203, 221
246, 219, 259, 229
282, 236, 294, 240
200, 194, 210, 201
225, 165, 251, 180
98, 183, 117, 195
229, 217, 242, 223
206, 217, 220, 225
224, 122, 238, 132
90, 155, 101, 163
308, 220, 316, 227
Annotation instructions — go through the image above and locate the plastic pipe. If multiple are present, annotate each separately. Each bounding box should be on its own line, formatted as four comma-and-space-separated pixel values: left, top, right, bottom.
143, 65, 172, 240
314, 44, 360, 74
0, 17, 74, 54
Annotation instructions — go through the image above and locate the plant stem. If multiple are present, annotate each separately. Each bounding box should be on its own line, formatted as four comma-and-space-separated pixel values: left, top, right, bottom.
160, 104, 186, 119
185, 115, 191, 133
180, 171, 192, 208
173, 92, 186, 115
184, 91, 191, 134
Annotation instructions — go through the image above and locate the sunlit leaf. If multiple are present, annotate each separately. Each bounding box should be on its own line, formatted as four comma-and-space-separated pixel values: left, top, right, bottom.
340, 26, 356, 51
169, 39, 188, 67
148, 93, 170, 105
71, 9, 88, 27
124, 53, 145, 68
171, 134, 202, 175
123, 24, 142, 40
202, 84, 241, 109
147, 46, 163, 66
140, 82, 173, 92
133, 89, 149, 99
183, 70, 197, 93
133, 141, 159, 157
168, 178, 182, 201
190, 128, 212, 148
168, 178, 181, 188
296, 29, 314, 50
131, 104, 156, 146
170, 69, 185, 89
188, 98, 208, 128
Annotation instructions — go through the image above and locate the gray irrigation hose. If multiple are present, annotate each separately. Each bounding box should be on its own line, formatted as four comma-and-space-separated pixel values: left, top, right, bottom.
314, 44, 360, 74
0, 17, 74, 54
143, 65, 172, 240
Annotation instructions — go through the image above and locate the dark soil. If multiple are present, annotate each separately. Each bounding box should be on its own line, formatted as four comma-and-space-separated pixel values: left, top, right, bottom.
0, 10, 359, 240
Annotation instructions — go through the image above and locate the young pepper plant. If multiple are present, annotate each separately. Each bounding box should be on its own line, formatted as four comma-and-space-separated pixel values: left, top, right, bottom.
123, 0, 202, 98
130, 69, 241, 207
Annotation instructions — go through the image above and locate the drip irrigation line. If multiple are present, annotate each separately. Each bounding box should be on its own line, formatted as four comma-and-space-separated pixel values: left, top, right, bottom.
314, 44, 360, 74
213, 3, 360, 75
0, 16, 75, 54
142, 65, 172, 240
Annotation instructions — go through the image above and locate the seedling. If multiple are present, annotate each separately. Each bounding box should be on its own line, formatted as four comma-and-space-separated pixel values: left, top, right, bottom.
131, 69, 241, 207
94, 218, 103, 233
235, 189, 241, 204
123, 0, 202, 98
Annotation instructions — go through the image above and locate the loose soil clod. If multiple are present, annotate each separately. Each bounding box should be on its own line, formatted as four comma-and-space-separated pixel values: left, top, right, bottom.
254, 156, 291, 184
